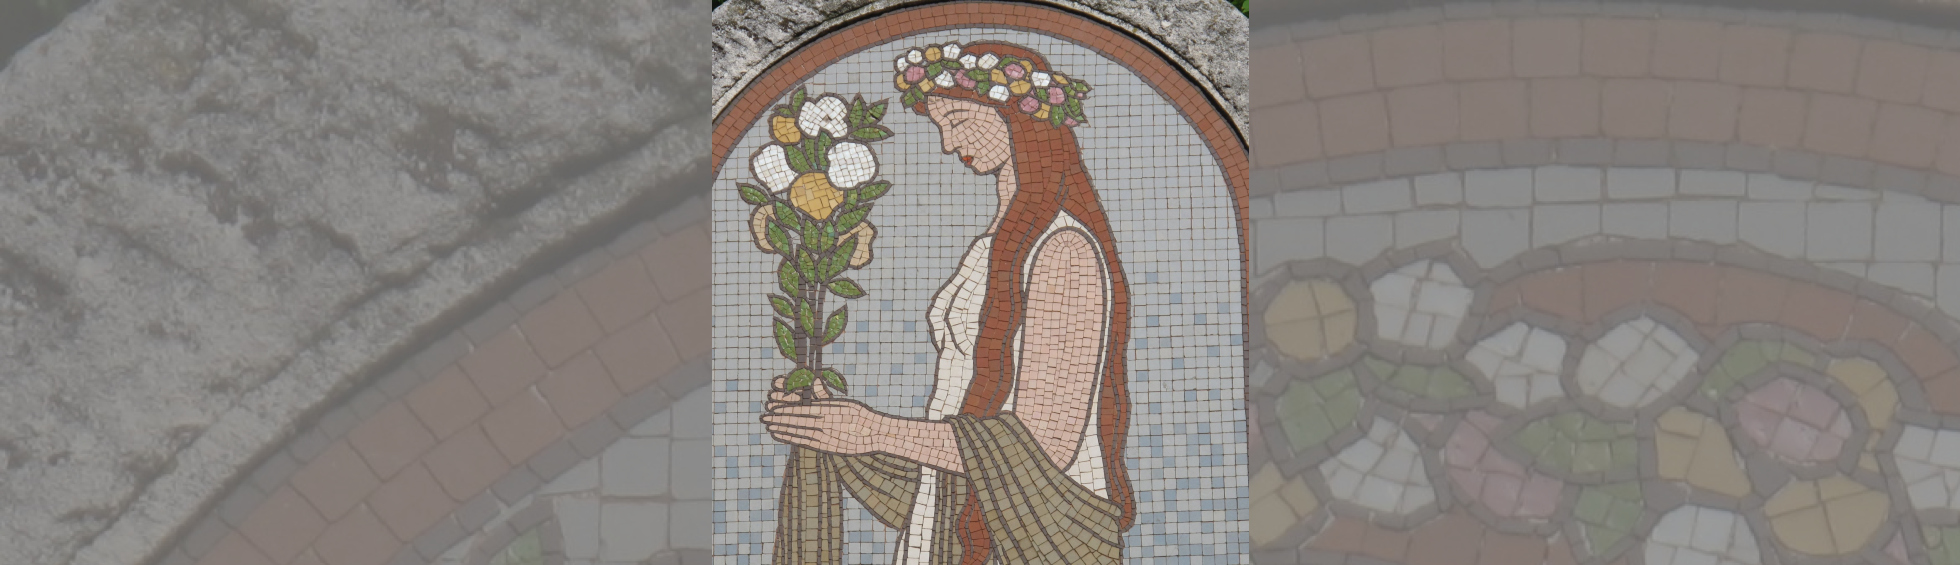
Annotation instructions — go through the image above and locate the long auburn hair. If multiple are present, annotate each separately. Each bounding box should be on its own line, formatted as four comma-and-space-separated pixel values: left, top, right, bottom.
912, 42, 1135, 563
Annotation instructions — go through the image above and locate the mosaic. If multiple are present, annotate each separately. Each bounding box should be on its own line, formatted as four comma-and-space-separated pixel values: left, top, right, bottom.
710, 4, 1251, 564
1242, 168, 1960, 565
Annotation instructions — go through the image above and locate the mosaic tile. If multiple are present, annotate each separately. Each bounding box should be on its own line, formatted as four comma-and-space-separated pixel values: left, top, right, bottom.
1264, 279, 1355, 361
1735, 376, 1854, 464
1370, 260, 1473, 349
1443, 411, 1561, 520
711, 5, 1249, 563
1763, 476, 1890, 556
1320, 417, 1434, 515
1653, 407, 1753, 498
1465, 323, 1569, 411
1644, 505, 1762, 565
1574, 317, 1700, 410
1893, 425, 1960, 510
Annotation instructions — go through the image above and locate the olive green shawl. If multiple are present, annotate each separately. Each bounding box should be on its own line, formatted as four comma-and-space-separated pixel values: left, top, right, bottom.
774, 413, 1124, 564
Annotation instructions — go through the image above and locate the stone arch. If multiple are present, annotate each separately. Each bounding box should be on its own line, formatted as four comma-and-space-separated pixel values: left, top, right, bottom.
1248, 2, 1960, 563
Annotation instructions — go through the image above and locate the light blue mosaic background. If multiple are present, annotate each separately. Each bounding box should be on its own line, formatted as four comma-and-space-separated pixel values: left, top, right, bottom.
710, 27, 1250, 564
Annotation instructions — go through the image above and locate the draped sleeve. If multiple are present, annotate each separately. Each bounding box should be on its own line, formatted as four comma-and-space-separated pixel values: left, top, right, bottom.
945, 413, 1124, 564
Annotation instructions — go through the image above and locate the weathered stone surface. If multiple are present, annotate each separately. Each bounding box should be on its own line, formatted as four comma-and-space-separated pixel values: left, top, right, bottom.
710, 0, 1249, 126
0, 0, 709, 562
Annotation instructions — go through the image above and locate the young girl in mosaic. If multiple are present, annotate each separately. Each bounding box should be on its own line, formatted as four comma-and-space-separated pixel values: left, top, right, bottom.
761, 41, 1136, 564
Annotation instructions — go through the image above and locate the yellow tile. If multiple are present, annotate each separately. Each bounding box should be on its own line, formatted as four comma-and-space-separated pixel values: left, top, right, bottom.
1828, 358, 1898, 433
1251, 497, 1301, 548
1279, 475, 1319, 516
1655, 408, 1752, 497
1251, 462, 1284, 499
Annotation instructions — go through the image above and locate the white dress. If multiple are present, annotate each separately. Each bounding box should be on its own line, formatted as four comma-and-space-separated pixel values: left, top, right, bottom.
894, 211, 1114, 564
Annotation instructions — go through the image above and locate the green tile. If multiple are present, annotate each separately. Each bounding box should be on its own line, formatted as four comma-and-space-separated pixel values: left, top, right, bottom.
1512, 409, 1636, 477
490, 528, 543, 565
1278, 370, 1360, 453
1931, 526, 1960, 565
1574, 482, 1642, 562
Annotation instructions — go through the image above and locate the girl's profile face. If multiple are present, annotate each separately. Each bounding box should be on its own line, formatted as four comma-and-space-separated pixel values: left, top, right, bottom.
925, 96, 1012, 176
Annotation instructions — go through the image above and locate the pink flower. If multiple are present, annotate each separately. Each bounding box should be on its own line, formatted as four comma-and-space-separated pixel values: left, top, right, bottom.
1064, 118, 1079, 127
956, 74, 976, 89
1003, 63, 1025, 80
1047, 86, 1065, 105
1018, 96, 1040, 113
904, 66, 926, 83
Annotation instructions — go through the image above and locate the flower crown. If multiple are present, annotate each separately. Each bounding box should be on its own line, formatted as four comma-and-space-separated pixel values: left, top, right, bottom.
892, 42, 1091, 128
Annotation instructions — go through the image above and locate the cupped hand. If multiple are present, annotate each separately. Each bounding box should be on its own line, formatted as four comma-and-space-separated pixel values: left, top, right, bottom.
760, 398, 886, 456
765, 375, 830, 412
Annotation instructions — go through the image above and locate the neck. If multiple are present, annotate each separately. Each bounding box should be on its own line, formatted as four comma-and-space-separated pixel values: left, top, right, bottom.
986, 159, 1017, 235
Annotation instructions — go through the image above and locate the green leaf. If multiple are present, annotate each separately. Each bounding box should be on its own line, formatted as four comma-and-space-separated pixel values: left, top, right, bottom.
776, 106, 792, 118
1050, 109, 1064, 127
738, 184, 770, 206
849, 96, 866, 129
796, 248, 817, 282
967, 69, 990, 81
818, 242, 850, 280
769, 295, 794, 319
1067, 98, 1083, 116
857, 181, 892, 202
901, 89, 923, 107
790, 87, 807, 115
820, 368, 848, 393
823, 306, 848, 344
852, 127, 891, 141
829, 206, 869, 236
797, 299, 817, 334
779, 258, 801, 296
828, 279, 866, 299
807, 221, 834, 254
976, 81, 993, 95
773, 318, 796, 360
786, 368, 815, 391
868, 100, 888, 122
784, 144, 809, 174
772, 201, 802, 233
812, 132, 833, 170
765, 221, 792, 257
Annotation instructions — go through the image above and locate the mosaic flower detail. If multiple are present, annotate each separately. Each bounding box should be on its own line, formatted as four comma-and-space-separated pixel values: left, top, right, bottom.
1574, 317, 1699, 410
1320, 417, 1435, 515
737, 85, 898, 396
1369, 260, 1473, 350
1444, 411, 1562, 520
1735, 376, 1854, 464
892, 41, 1091, 128
1645, 505, 1762, 565
1466, 323, 1568, 410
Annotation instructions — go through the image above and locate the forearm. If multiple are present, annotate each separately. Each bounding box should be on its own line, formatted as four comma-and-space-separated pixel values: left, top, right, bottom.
878, 418, 966, 475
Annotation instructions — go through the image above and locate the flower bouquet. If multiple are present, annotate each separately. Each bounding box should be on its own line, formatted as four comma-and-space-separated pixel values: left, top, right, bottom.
739, 85, 894, 400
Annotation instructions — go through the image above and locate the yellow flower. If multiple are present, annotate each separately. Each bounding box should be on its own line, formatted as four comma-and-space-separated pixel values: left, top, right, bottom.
1053, 74, 1069, 85
1010, 80, 1031, 95
895, 75, 910, 91
789, 173, 845, 220
990, 69, 1007, 84
919, 80, 934, 93
1035, 104, 1050, 119
770, 115, 801, 144
925, 46, 942, 62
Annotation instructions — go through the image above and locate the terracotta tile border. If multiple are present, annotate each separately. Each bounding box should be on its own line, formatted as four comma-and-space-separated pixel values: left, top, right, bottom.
159, 192, 711, 565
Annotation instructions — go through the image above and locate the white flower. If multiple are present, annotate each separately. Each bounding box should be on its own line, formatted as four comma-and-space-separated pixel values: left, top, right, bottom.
797, 95, 850, 138
934, 71, 956, 88
977, 53, 999, 70
942, 43, 962, 61
907, 49, 924, 64
751, 145, 796, 193
987, 84, 1010, 101
959, 54, 978, 68
827, 142, 878, 189
1030, 71, 1051, 87
895, 56, 909, 72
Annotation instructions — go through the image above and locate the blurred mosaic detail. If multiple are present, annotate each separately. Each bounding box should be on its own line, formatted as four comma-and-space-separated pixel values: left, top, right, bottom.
1246, 2, 1960, 563
711, 3, 1251, 564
